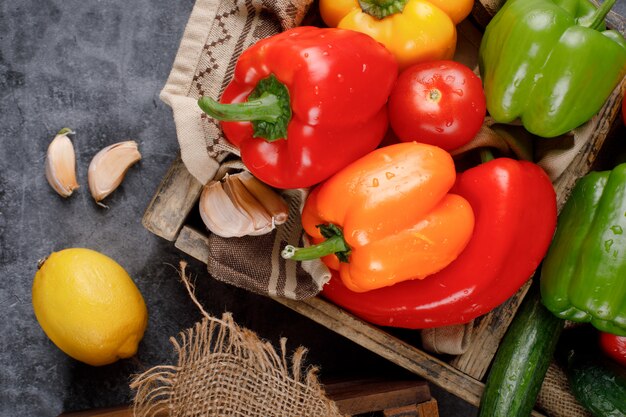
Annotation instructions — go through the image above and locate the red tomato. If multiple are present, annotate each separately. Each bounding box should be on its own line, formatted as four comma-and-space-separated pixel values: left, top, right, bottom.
388, 60, 486, 151
599, 331, 626, 367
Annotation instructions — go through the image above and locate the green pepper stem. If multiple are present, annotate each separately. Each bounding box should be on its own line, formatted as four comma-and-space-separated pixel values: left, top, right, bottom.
480, 148, 495, 163
198, 74, 292, 142
578, 0, 615, 30
282, 235, 349, 261
358, 0, 408, 19
198, 94, 282, 123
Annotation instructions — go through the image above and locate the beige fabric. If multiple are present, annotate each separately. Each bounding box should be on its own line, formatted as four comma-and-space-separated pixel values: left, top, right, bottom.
536, 363, 593, 417
206, 186, 331, 299
420, 321, 475, 355
160, 0, 314, 185
131, 263, 343, 417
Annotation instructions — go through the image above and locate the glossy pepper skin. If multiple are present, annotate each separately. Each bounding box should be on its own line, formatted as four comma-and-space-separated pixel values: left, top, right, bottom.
479, 0, 626, 138
541, 163, 626, 336
283, 142, 475, 293
320, 0, 473, 70
321, 157, 557, 328
600, 331, 626, 367
198, 26, 397, 189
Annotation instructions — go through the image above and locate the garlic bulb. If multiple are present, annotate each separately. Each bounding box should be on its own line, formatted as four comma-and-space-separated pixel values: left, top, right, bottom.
199, 172, 289, 238
88, 141, 141, 204
45, 128, 79, 198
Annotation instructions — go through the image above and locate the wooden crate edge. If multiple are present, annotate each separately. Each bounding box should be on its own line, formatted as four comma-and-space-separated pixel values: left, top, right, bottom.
142, 155, 202, 241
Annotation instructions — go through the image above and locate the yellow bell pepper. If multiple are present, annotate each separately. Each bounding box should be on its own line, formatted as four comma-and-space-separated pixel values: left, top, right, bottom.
320, 0, 473, 69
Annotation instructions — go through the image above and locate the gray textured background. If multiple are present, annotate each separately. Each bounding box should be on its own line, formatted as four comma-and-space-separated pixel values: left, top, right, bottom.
2, 0, 625, 416
0, 0, 478, 416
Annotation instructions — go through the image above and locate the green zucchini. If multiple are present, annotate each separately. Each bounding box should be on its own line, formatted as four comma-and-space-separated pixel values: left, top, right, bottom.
478, 284, 565, 417
566, 348, 626, 417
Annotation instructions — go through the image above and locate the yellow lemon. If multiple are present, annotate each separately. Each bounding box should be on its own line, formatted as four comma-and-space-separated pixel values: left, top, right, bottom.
32, 248, 148, 366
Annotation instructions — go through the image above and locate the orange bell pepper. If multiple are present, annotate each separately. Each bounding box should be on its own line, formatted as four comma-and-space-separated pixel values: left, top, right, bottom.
319, 0, 474, 69
282, 142, 474, 292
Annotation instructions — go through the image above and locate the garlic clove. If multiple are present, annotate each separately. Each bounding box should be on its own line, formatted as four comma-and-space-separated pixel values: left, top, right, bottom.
199, 180, 256, 238
199, 172, 288, 237
87, 141, 141, 203
222, 175, 273, 235
45, 128, 80, 198
237, 171, 289, 225
198, 172, 290, 238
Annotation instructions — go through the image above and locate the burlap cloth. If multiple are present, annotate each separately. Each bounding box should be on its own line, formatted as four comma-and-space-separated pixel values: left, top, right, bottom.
157, 0, 611, 415
131, 263, 343, 417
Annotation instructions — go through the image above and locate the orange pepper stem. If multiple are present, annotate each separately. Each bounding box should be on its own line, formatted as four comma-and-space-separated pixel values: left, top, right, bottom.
358, 0, 408, 19
281, 224, 351, 262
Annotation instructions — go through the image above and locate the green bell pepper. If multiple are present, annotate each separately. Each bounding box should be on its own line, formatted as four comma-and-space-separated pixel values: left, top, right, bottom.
540, 163, 626, 336
479, 0, 626, 138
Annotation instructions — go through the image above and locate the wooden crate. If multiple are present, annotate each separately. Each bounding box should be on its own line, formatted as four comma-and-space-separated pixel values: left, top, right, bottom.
61, 378, 438, 417
142, 2, 626, 416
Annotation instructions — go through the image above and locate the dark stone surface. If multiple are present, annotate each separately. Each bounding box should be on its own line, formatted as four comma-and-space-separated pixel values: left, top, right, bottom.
0, 1, 481, 416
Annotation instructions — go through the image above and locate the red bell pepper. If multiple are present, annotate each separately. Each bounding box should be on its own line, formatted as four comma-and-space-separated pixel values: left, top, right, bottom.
198, 26, 398, 189
321, 157, 557, 328
600, 331, 626, 367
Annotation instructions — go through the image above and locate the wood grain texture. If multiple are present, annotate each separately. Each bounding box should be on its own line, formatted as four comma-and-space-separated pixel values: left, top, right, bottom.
384, 404, 420, 417
175, 225, 210, 263
142, 155, 202, 241
472, 0, 507, 28
416, 399, 440, 417
324, 378, 431, 415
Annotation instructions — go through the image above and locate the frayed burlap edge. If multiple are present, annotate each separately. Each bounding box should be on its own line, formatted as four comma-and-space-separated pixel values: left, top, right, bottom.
536, 362, 593, 417
130, 262, 343, 417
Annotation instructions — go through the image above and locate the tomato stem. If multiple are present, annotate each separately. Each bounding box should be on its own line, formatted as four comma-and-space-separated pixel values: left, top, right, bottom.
429, 89, 442, 102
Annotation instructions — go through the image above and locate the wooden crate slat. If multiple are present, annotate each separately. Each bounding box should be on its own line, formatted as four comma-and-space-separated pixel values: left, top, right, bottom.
142, 155, 202, 241
324, 378, 431, 415
272, 295, 485, 406
175, 225, 210, 263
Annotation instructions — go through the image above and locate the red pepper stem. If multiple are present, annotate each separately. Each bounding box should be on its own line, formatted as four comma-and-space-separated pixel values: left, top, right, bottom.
357, 0, 408, 19
198, 94, 282, 123
578, 0, 615, 30
282, 235, 349, 261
